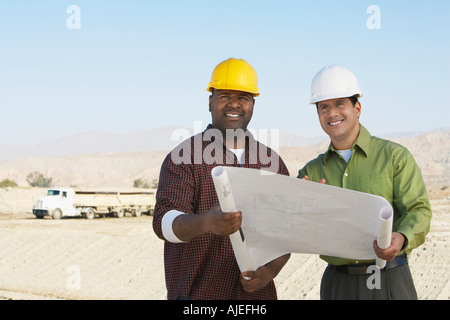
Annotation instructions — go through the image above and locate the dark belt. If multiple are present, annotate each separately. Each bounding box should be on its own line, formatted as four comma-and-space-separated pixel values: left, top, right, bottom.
330, 254, 408, 275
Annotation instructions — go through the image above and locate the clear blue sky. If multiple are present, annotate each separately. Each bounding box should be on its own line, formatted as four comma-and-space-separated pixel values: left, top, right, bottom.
0, 0, 449, 145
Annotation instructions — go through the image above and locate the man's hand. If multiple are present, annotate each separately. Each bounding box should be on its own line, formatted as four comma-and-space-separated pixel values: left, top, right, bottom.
240, 267, 272, 293
172, 205, 242, 242
373, 232, 406, 261
206, 205, 242, 237
302, 175, 326, 184
239, 254, 290, 293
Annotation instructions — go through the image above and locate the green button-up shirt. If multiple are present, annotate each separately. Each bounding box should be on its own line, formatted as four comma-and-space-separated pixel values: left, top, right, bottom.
297, 124, 432, 266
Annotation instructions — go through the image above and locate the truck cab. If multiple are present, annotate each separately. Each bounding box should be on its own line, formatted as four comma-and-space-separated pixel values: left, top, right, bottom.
33, 188, 81, 219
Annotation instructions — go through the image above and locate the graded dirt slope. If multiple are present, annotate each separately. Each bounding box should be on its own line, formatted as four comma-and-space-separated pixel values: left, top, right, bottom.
0, 187, 448, 300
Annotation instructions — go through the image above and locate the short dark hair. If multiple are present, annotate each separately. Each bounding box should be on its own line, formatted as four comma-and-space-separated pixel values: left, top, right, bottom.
349, 95, 359, 106
315, 95, 359, 109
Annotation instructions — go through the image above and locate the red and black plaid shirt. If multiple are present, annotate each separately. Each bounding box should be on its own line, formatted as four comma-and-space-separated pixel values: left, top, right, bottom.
153, 125, 289, 300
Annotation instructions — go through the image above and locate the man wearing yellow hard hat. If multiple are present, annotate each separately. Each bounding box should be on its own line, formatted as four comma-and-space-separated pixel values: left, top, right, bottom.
153, 58, 290, 300
298, 65, 432, 299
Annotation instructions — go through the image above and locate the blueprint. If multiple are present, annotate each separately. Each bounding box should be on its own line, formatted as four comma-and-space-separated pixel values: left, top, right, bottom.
211, 166, 393, 271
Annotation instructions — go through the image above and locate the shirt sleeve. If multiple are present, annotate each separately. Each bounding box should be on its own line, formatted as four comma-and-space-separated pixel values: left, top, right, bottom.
391, 147, 432, 254
161, 210, 188, 243
278, 156, 290, 176
152, 153, 195, 241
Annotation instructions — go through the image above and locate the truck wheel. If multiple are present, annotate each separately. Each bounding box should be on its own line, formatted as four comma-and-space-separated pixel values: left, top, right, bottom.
52, 208, 62, 219
133, 206, 142, 217
115, 207, 124, 218
86, 208, 95, 220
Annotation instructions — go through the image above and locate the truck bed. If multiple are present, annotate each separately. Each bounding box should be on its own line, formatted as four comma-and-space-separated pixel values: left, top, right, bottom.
73, 191, 155, 208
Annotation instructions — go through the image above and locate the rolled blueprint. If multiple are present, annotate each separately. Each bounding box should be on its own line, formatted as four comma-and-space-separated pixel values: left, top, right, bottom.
376, 207, 393, 269
212, 166, 395, 272
211, 166, 255, 273
224, 167, 395, 266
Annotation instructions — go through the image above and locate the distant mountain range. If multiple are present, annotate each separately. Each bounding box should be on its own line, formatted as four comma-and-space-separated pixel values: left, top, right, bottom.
0, 127, 448, 188
1, 126, 446, 162
0, 126, 328, 162
0, 127, 184, 162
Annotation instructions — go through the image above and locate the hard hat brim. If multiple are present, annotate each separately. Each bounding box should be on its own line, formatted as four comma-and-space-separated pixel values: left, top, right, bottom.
310, 92, 362, 104
207, 86, 260, 97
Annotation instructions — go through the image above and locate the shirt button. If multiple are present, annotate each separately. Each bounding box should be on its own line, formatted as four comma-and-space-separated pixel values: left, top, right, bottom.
344, 173, 349, 177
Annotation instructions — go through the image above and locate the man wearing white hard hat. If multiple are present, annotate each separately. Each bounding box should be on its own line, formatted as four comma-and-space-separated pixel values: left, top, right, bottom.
298, 65, 432, 299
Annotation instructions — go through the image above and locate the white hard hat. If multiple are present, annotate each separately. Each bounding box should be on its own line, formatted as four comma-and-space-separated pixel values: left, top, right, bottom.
310, 65, 362, 104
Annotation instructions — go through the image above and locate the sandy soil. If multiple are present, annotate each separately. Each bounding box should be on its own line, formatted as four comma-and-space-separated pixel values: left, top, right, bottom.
0, 186, 448, 300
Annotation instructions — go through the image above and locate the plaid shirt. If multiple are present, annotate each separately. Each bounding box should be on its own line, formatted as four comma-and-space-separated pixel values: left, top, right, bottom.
153, 124, 289, 300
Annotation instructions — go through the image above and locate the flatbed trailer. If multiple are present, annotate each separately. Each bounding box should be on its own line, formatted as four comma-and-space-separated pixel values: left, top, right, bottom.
33, 188, 156, 219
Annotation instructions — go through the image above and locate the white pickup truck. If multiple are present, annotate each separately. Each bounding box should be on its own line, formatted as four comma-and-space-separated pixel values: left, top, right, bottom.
33, 187, 156, 219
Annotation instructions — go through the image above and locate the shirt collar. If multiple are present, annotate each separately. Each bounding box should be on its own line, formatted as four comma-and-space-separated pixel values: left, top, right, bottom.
354, 124, 371, 157
324, 124, 371, 164
205, 124, 259, 165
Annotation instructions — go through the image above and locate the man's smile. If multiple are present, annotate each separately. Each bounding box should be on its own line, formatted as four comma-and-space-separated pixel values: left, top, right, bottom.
328, 119, 344, 126
225, 113, 243, 119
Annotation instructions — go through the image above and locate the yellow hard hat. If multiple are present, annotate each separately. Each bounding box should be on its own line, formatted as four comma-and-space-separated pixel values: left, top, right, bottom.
207, 58, 260, 96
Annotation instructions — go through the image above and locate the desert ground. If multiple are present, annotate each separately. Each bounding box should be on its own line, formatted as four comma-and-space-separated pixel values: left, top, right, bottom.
0, 185, 448, 300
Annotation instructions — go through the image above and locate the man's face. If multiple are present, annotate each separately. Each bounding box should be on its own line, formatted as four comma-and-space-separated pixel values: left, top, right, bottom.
316, 97, 361, 147
209, 89, 255, 135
